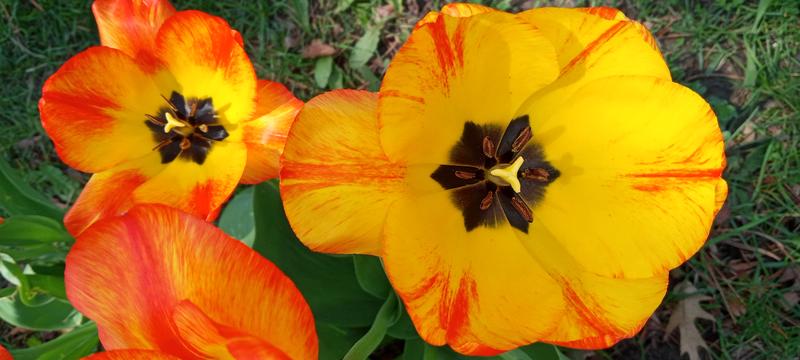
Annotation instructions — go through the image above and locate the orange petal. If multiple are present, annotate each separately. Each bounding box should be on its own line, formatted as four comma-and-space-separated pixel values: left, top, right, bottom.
84, 350, 181, 360
92, 0, 176, 70
0, 345, 10, 360
65, 204, 317, 359
155, 10, 256, 125
64, 139, 246, 236
171, 300, 291, 359
239, 80, 303, 183
281, 90, 404, 255
39, 46, 164, 173
63, 159, 150, 236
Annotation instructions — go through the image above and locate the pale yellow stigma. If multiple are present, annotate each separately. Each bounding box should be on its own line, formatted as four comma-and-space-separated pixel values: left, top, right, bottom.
163, 112, 186, 133
490, 156, 525, 193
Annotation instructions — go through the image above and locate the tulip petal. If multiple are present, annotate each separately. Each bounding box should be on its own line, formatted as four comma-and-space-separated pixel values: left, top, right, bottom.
0, 345, 10, 360
440, 3, 494, 17
416, 3, 495, 26
63, 154, 154, 236
39, 46, 164, 173
92, 0, 176, 69
155, 11, 257, 125
84, 350, 181, 360
521, 76, 725, 279
518, 7, 670, 113
379, 10, 558, 165
65, 204, 317, 359
383, 188, 670, 353
131, 140, 247, 221
240, 80, 303, 183
382, 191, 565, 355
513, 226, 668, 349
64, 139, 246, 235
281, 90, 404, 255
172, 300, 291, 359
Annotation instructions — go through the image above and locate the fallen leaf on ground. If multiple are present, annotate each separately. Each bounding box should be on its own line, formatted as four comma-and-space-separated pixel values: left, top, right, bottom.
664, 282, 715, 360
302, 39, 336, 58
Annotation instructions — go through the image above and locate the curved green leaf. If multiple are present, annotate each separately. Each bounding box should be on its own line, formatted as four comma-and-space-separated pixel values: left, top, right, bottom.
0, 294, 81, 331
10, 321, 99, 360
343, 294, 399, 360
353, 255, 390, 298
218, 186, 255, 247
0, 159, 63, 220
0, 216, 72, 245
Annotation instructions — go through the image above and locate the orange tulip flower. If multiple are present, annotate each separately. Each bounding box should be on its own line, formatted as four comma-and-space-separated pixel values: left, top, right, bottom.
280, 4, 726, 355
40, 0, 301, 236
65, 204, 317, 359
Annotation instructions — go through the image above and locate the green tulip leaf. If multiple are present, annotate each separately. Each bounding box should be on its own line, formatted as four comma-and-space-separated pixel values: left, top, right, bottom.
343, 294, 399, 360
0, 159, 64, 220
218, 186, 256, 247
353, 255, 390, 299
10, 321, 99, 360
0, 294, 81, 331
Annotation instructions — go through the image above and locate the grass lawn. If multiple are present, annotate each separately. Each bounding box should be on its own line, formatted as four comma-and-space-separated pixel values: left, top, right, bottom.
1, 0, 798, 358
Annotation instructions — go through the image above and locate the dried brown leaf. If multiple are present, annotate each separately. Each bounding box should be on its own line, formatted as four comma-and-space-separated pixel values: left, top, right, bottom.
781, 292, 799, 311
664, 282, 715, 360
302, 39, 336, 59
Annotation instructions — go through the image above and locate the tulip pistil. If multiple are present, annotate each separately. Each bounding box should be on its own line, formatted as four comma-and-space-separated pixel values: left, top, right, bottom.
145, 91, 229, 165
430, 115, 559, 233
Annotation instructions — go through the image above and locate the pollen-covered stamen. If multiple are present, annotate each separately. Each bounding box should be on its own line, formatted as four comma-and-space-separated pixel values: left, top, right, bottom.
455, 170, 477, 180
144, 91, 228, 165
511, 126, 532, 153
510, 195, 533, 223
521, 167, 551, 183
482, 136, 495, 159
479, 191, 494, 210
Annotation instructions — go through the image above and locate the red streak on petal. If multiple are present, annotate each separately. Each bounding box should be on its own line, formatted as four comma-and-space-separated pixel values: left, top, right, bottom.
380, 90, 426, 104
189, 181, 216, 218
561, 281, 625, 339
632, 184, 664, 192
580, 7, 622, 20
281, 163, 404, 186
445, 276, 474, 338
452, 20, 467, 69
560, 21, 628, 76
41, 91, 121, 134
428, 16, 458, 91
627, 168, 723, 179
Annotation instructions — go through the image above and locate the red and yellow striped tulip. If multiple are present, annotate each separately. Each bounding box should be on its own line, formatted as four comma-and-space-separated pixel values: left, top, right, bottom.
280, 4, 726, 355
65, 204, 317, 359
40, 0, 301, 235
